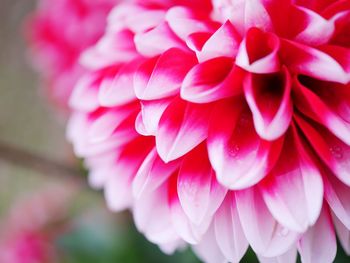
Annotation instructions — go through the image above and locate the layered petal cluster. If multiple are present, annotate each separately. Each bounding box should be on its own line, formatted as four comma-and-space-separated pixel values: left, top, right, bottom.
26, 0, 119, 108
65, 0, 350, 262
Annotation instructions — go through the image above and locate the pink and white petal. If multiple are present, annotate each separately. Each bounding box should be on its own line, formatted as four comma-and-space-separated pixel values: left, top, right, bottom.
258, 246, 297, 263
289, 6, 335, 46
192, 223, 228, 263
236, 188, 299, 257
208, 100, 283, 189
98, 60, 141, 107
166, 7, 218, 42
324, 174, 350, 230
104, 138, 154, 211
293, 78, 350, 146
134, 22, 185, 57
132, 148, 180, 199
69, 72, 100, 112
236, 28, 281, 74
280, 40, 349, 84
244, 0, 274, 32
178, 144, 227, 225
156, 98, 212, 162
295, 115, 350, 186
244, 67, 293, 140
260, 127, 324, 232
298, 206, 337, 263
168, 177, 202, 244
214, 193, 249, 262
332, 213, 350, 255
133, 184, 180, 245
87, 105, 137, 143
134, 48, 196, 100
196, 21, 241, 62
108, 4, 166, 33
136, 98, 173, 136
181, 58, 244, 103
80, 30, 137, 70
104, 165, 134, 212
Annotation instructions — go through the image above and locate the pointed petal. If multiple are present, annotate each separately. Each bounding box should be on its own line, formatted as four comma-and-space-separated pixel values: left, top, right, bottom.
214, 193, 249, 262
98, 60, 141, 107
324, 174, 350, 230
133, 184, 180, 245
132, 148, 180, 199
236, 188, 299, 257
244, 67, 293, 140
244, 0, 274, 32
261, 127, 324, 232
166, 7, 217, 41
134, 22, 185, 57
192, 223, 227, 263
104, 137, 154, 211
208, 100, 283, 189
135, 98, 172, 136
178, 144, 227, 225
258, 247, 297, 263
181, 58, 244, 103
289, 6, 335, 46
293, 77, 350, 146
168, 175, 204, 244
332, 213, 350, 255
295, 115, 350, 186
298, 206, 337, 263
280, 40, 349, 84
156, 97, 212, 162
134, 48, 196, 100
196, 21, 241, 62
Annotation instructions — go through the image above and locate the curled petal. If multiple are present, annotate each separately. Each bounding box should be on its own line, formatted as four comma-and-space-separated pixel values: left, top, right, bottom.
134, 48, 197, 100
244, 67, 293, 140
298, 206, 337, 263
181, 57, 244, 103
156, 97, 212, 162
178, 144, 227, 225
208, 100, 283, 189
236, 188, 299, 257
236, 27, 281, 73
260, 126, 324, 232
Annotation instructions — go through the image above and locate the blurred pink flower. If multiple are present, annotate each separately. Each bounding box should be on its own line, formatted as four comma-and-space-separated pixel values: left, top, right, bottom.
0, 185, 74, 263
64, 0, 350, 262
25, 0, 119, 109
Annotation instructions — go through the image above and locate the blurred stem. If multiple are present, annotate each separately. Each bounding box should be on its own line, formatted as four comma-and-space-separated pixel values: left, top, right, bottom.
0, 140, 87, 187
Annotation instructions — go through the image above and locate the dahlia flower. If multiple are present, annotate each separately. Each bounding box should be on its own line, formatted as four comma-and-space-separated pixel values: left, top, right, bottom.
65, 0, 350, 262
26, 0, 118, 108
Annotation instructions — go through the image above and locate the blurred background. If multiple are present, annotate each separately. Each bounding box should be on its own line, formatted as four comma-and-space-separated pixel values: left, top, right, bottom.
0, 0, 349, 262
